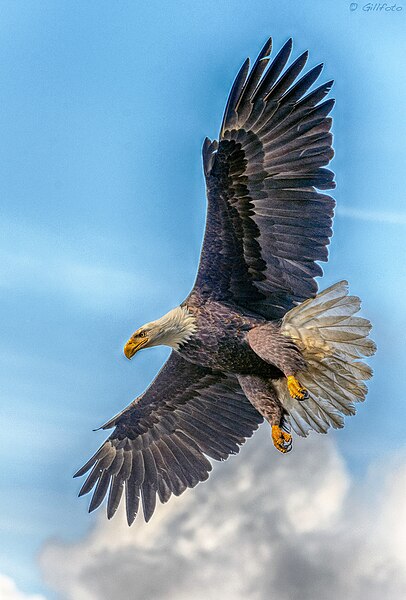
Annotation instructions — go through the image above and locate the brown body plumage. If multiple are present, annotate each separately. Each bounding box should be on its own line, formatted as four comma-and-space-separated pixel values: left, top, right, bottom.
180, 298, 295, 377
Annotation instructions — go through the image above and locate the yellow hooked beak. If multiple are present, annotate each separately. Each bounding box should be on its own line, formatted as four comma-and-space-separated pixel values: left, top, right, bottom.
123, 336, 149, 360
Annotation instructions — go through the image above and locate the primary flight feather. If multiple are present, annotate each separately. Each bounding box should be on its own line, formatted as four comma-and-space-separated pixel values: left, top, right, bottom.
75, 37, 375, 525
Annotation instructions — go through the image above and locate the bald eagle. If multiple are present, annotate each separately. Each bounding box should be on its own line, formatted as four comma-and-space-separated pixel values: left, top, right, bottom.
75, 37, 375, 525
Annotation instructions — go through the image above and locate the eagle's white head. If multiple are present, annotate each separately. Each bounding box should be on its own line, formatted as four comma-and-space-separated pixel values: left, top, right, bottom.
123, 306, 197, 359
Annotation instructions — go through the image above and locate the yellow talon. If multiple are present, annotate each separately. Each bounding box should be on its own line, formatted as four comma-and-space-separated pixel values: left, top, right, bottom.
287, 375, 309, 401
271, 425, 292, 454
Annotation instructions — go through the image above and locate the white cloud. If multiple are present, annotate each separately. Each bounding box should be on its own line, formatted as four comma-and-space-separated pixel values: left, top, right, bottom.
39, 428, 406, 600
0, 574, 45, 600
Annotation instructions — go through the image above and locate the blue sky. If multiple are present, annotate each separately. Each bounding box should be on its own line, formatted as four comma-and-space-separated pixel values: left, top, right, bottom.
0, 1, 404, 598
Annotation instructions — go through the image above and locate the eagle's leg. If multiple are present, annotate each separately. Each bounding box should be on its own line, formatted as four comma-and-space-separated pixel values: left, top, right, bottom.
247, 324, 309, 401
237, 375, 292, 453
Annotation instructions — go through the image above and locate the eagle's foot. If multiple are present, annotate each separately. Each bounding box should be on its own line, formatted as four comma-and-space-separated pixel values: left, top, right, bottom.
287, 375, 309, 401
271, 425, 292, 454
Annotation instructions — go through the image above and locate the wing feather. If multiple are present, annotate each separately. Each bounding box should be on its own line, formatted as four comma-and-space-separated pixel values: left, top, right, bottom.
74, 353, 262, 524
195, 38, 335, 318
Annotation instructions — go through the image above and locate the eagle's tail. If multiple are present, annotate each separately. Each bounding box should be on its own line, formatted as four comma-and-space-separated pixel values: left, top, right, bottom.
274, 281, 376, 436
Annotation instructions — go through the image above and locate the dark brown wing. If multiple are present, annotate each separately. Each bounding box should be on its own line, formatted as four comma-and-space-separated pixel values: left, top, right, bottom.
74, 353, 262, 524
192, 37, 335, 318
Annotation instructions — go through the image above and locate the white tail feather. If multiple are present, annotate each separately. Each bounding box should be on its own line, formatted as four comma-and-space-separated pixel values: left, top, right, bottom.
275, 281, 376, 437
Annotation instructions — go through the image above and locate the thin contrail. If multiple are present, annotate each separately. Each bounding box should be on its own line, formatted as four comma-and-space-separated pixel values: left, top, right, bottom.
336, 207, 406, 225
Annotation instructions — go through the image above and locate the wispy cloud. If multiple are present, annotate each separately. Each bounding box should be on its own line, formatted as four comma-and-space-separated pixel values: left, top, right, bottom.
39, 430, 406, 600
336, 207, 406, 225
0, 248, 158, 312
0, 219, 170, 313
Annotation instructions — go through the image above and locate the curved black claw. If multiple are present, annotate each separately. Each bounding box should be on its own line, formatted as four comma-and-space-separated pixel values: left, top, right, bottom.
284, 436, 293, 453
294, 389, 309, 402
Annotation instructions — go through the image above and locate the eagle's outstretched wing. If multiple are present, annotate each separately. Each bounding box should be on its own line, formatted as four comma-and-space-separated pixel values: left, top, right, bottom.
74, 352, 262, 524
191, 37, 335, 318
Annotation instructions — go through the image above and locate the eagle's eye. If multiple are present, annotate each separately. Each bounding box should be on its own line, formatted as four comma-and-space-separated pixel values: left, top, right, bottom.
139, 331, 147, 338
